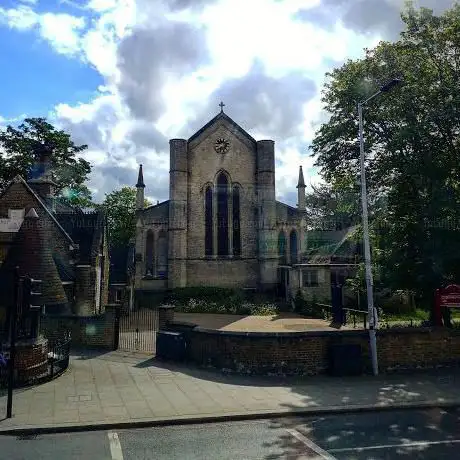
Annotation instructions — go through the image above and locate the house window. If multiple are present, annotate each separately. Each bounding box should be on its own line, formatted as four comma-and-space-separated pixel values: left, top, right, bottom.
303, 269, 319, 287
115, 289, 122, 303
232, 186, 241, 256
217, 172, 229, 256
145, 230, 154, 276
205, 186, 213, 256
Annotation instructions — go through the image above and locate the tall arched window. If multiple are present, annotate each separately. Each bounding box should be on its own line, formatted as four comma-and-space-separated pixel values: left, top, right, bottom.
145, 230, 154, 276
157, 230, 168, 278
278, 231, 287, 264
232, 186, 241, 256
205, 186, 213, 256
217, 173, 229, 256
290, 229, 298, 264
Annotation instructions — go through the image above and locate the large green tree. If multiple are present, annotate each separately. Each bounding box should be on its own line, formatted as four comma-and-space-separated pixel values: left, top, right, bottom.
310, 4, 460, 304
305, 173, 362, 230
0, 118, 92, 201
100, 187, 151, 246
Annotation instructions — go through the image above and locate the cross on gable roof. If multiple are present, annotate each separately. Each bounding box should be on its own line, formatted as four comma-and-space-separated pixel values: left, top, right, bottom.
188, 111, 257, 146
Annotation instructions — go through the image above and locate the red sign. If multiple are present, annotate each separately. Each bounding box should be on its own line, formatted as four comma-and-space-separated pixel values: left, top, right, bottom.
440, 285, 460, 308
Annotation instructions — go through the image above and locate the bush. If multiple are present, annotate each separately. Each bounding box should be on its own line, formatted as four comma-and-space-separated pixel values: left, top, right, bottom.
175, 297, 278, 316
376, 290, 416, 316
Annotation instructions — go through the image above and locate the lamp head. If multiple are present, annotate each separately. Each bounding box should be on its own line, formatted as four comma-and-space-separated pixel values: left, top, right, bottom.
380, 78, 403, 92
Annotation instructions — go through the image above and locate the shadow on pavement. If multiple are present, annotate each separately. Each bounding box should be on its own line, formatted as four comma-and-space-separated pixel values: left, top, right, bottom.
262, 407, 460, 459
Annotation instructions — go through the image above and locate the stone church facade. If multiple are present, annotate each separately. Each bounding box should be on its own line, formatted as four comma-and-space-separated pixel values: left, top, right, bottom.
134, 107, 310, 294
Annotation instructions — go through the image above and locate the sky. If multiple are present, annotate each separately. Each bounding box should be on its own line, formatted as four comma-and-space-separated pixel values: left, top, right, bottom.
0, 0, 456, 205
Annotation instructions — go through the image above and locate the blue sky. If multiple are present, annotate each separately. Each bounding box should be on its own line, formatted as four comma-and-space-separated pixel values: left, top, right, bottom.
0, 25, 101, 119
0, 0, 452, 203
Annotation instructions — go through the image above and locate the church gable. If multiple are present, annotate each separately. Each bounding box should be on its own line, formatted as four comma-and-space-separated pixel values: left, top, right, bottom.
188, 111, 256, 151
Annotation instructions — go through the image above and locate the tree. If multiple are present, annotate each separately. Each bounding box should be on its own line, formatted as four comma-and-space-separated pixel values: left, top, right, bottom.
0, 117, 91, 195
305, 173, 361, 230
58, 183, 94, 208
100, 187, 151, 246
310, 4, 460, 304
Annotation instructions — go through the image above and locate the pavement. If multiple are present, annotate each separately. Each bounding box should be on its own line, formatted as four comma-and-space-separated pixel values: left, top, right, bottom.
1, 349, 460, 434
2, 408, 460, 459
174, 312, 354, 331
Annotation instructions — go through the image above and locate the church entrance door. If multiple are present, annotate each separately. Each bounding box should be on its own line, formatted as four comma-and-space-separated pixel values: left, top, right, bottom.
118, 307, 159, 354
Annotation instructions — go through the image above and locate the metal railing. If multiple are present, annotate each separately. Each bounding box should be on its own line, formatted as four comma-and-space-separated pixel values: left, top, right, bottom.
317, 303, 368, 329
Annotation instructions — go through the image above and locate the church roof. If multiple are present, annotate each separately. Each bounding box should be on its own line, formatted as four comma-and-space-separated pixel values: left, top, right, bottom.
276, 201, 301, 222
188, 112, 257, 146
303, 226, 360, 264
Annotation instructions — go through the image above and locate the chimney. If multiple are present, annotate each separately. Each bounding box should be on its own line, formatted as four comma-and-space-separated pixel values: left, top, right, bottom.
28, 151, 58, 199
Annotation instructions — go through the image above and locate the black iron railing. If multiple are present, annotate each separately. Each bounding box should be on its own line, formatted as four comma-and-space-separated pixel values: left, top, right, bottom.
317, 303, 368, 329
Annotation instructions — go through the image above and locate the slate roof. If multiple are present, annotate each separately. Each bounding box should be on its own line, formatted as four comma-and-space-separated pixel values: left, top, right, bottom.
54, 210, 105, 264
276, 201, 301, 222
302, 226, 360, 264
0, 208, 70, 314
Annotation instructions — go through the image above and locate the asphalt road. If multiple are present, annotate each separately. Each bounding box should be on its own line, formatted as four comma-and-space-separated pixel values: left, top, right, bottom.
2, 408, 460, 459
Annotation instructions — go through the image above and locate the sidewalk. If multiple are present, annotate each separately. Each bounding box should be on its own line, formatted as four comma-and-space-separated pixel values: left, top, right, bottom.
1, 349, 460, 434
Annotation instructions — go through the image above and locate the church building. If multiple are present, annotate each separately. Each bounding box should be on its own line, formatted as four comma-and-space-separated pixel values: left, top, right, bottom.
133, 105, 310, 295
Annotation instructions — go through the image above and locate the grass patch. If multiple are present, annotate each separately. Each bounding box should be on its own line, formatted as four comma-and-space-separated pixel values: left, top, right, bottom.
382, 308, 429, 322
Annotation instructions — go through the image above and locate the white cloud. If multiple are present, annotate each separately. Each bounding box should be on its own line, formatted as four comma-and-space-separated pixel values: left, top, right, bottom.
0, 5, 87, 56
39, 13, 86, 55
0, 5, 38, 30
5, 0, 447, 205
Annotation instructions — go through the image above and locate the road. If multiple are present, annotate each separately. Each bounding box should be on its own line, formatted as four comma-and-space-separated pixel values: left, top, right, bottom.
1, 407, 460, 459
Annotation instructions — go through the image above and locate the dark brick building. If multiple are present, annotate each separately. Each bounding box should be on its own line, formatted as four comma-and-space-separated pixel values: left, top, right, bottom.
0, 165, 110, 321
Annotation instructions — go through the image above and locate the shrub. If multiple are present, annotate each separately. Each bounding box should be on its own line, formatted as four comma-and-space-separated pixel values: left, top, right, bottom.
172, 293, 279, 316
250, 303, 278, 316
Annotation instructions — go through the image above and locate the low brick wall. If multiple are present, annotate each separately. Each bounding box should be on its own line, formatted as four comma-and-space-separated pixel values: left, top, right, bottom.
182, 326, 460, 376
41, 305, 118, 350
14, 337, 49, 382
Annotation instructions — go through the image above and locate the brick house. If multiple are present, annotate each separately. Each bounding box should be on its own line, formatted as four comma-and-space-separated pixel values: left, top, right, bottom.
0, 159, 110, 320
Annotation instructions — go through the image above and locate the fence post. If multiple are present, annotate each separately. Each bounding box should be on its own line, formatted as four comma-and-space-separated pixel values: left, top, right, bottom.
50, 347, 55, 379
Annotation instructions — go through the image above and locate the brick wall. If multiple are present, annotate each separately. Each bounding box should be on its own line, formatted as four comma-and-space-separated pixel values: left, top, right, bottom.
184, 326, 460, 376
14, 337, 49, 382
41, 305, 118, 349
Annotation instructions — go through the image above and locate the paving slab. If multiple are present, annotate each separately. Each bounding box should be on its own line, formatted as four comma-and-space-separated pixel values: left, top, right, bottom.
1, 349, 460, 434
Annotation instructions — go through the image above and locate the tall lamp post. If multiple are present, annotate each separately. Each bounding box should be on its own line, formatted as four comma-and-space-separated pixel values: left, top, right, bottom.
358, 78, 402, 376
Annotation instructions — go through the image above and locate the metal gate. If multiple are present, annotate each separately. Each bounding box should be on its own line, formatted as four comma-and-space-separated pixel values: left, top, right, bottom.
118, 307, 159, 353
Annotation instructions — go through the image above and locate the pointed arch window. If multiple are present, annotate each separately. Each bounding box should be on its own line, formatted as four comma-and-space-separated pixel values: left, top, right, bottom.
278, 231, 287, 264
205, 186, 213, 256
145, 230, 154, 276
217, 173, 229, 256
232, 186, 241, 257
157, 230, 168, 278
290, 229, 298, 265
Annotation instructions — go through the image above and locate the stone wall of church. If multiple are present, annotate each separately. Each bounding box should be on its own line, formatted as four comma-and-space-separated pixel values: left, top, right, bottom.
187, 126, 258, 261
187, 259, 259, 288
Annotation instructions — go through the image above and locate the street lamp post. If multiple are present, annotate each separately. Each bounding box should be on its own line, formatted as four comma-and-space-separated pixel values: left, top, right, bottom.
358, 78, 402, 376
